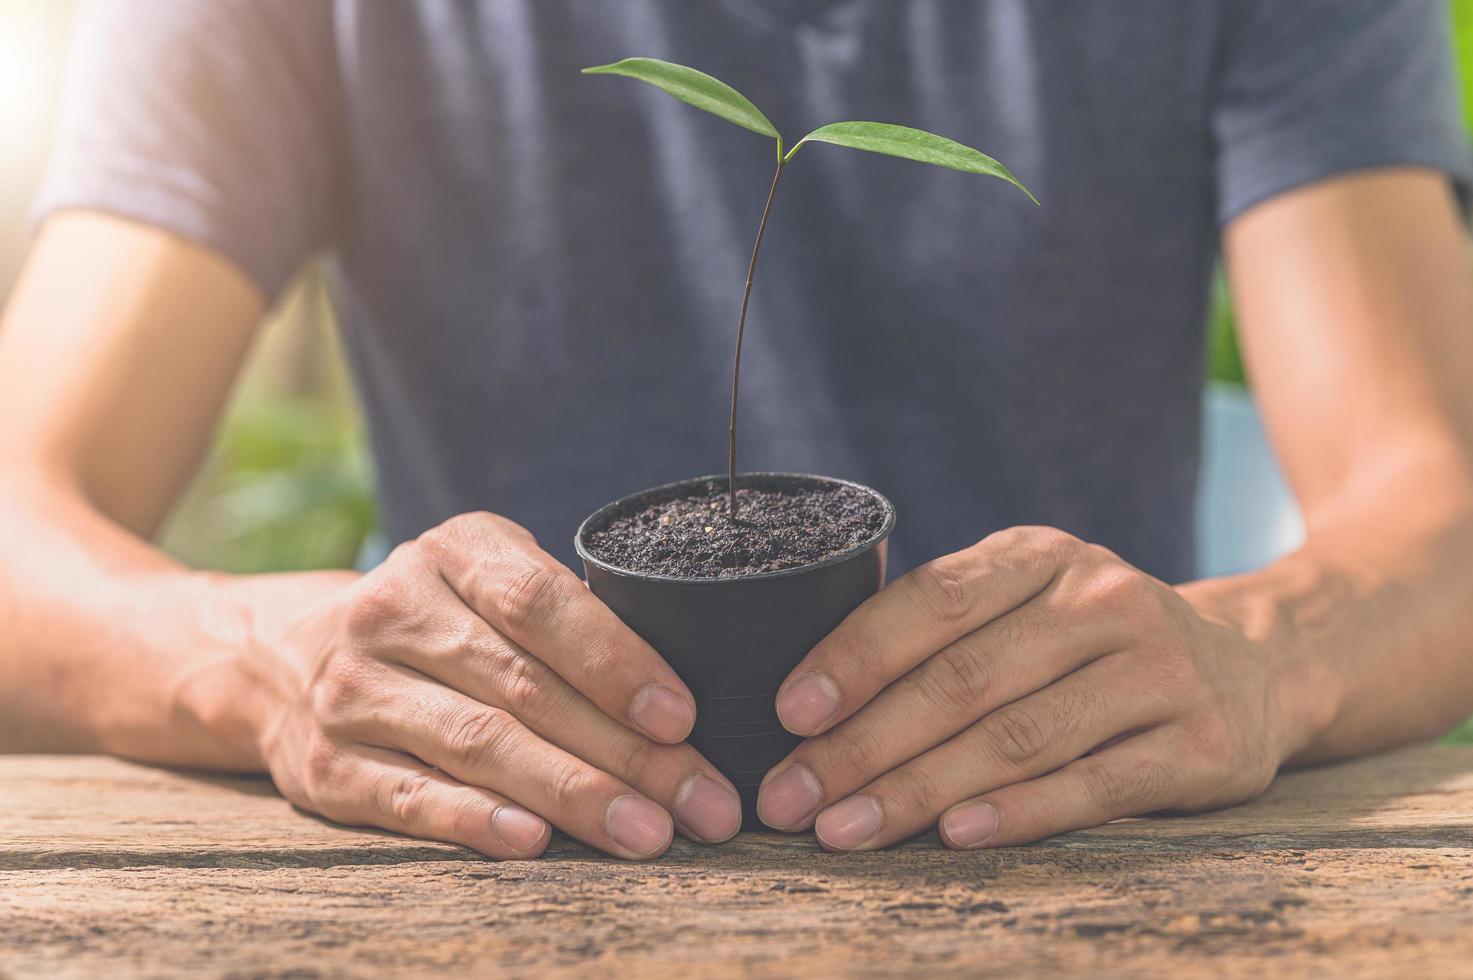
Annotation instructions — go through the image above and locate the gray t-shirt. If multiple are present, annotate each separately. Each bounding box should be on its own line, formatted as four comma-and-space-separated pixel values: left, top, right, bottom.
37, 0, 1470, 580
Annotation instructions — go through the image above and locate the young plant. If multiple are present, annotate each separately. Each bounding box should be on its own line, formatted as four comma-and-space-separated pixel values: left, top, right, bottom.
583, 57, 1038, 518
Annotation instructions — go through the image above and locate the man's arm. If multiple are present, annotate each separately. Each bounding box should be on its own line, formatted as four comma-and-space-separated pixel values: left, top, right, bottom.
1192, 166, 1473, 760
0, 212, 745, 857
753, 168, 1473, 849
0, 211, 289, 764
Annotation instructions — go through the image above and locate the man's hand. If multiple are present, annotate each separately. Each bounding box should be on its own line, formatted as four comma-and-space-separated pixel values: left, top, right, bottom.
259, 511, 743, 860
756, 170, 1473, 851
0, 215, 746, 861
756, 526, 1295, 850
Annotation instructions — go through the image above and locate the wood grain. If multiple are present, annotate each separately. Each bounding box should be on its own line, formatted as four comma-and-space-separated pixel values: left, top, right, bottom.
2, 746, 1472, 978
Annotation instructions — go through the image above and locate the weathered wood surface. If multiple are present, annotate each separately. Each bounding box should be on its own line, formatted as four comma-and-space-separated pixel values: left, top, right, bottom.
2, 746, 1472, 978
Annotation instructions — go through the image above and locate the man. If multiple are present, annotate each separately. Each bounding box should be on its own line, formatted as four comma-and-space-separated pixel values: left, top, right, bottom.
2, 0, 1472, 860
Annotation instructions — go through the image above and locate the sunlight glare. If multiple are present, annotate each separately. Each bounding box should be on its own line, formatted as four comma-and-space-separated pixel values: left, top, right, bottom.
0, 2, 65, 164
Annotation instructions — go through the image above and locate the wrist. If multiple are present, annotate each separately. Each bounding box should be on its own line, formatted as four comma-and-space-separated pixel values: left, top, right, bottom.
1178, 560, 1346, 766
1264, 628, 1345, 766
168, 568, 357, 771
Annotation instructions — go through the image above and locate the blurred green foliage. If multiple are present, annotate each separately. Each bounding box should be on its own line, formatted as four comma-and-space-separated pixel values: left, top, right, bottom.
1206, 270, 1246, 386
158, 269, 376, 573
1454, 0, 1473, 131
159, 395, 375, 573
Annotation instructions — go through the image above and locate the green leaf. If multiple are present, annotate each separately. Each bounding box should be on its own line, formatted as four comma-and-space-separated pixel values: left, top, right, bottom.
787, 121, 1039, 204
582, 57, 780, 140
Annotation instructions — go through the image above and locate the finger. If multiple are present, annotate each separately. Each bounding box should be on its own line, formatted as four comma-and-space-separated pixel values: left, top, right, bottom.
775, 527, 1081, 737
938, 730, 1181, 849
809, 657, 1172, 849
369, 674, 675, 859
309, 745, 551, 860
757, 597, 1122, 830
392, 610, 741, 843
423, 513, 697, 744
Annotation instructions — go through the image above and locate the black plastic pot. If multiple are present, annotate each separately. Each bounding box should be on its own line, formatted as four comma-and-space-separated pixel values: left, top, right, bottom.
575, 472, 895, 828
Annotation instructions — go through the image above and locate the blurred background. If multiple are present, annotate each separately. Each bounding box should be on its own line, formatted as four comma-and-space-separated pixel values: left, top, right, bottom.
1, 2, 1469, 740
0, 2, 376, 574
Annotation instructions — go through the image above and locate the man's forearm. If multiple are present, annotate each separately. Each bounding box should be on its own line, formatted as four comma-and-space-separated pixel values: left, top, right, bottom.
1180, 467, 1473, 766
0, 469, 353, 769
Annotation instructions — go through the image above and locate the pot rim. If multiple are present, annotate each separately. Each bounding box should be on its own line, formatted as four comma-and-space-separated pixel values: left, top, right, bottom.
574, 472, 896, 585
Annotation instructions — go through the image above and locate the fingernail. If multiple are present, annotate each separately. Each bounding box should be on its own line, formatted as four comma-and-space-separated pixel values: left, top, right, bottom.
942, 801, 999, 848
776, 672, 841, 734
605, 795, 673, 858
491, 804, 547, 854
815, 795, 885, 850
673, 774, 742, 843
756, 764, 823, 830
631, 685, 694, 742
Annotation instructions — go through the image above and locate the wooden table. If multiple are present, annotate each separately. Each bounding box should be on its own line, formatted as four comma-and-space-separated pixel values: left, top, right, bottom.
2, 746, 1472, 978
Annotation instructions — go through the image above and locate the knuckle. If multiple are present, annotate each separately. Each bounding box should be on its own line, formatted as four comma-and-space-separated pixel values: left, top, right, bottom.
910, 557, 976, 626
455, 799, 531, 854
1107, 574, 1170, 629
302, 735, 342, 794
995, 605, 1055, 653
443, 800, 485, 843
822, 722, 889, 785
983, 706, 1049, 767
1038, 526, 1084, 556
889, 766, 946, 814
1051, 683, 1107, 741
1090, 564, 1148, 608
343, 577, 408, 642
444, 705, 515, 771
542, 761, 599, 813
443, 510, 497, 537
497, 651, 550, 717
1083, 542, 1122, 566
386, 767, 438, 828
380, 539, 422, 572
573, 637, 618, 681
427, 511, 537, 552
915, 646, 990, 716
1087, 757, 1172, 815
495, 561, 565, 633
980, 525, 1081, 572
417, 518, 456, 556
1019, 526, 1083, 563
620, 737, 666, 789
979, 525, 1034, 554
419, 511, 493, 560
435, 614, 483, 659
489, 514, 539, 546
309, 656, 370, 728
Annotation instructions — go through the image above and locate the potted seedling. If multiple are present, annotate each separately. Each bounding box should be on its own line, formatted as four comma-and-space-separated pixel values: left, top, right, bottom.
575, 58, 1037, 826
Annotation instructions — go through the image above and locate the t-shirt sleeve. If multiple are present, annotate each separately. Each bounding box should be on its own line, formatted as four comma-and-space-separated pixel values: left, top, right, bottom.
32, 0, 341, 299
1212, 0, 1472, 225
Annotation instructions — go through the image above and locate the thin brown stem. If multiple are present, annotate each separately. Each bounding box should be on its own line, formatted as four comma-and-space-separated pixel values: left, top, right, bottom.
728, 158, 785, 518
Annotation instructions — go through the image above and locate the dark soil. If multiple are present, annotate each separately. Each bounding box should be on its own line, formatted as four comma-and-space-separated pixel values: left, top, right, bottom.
583, 477, 889, 579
